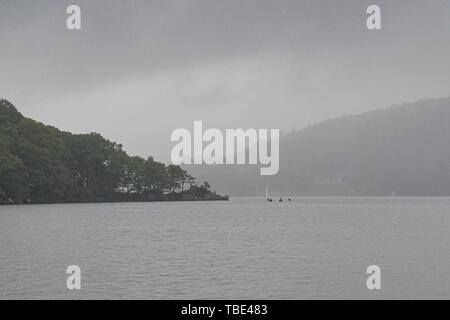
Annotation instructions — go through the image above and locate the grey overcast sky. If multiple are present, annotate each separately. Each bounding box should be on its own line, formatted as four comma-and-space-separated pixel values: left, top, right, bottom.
1, 0, 449, 162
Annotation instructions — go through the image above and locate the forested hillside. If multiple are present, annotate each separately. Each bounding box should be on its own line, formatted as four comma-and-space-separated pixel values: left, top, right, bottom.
0, 99, 227, 203
188, 97, 450, 196
277, 97, 450, 196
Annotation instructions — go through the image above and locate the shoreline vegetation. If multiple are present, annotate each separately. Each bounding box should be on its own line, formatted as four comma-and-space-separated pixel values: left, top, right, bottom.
0, 99, 228, 204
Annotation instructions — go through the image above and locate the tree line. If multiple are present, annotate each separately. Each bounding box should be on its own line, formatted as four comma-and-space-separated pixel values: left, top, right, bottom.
0, 99, 227, 203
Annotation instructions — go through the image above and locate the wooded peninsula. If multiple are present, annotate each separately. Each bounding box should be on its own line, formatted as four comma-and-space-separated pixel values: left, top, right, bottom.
0, 99, 228, 204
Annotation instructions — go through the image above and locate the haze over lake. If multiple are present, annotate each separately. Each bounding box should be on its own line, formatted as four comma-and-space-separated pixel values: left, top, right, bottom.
1, 197, 450, 299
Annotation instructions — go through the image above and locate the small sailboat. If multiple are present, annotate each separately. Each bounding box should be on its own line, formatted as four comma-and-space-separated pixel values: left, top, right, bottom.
266, 186, 273, 202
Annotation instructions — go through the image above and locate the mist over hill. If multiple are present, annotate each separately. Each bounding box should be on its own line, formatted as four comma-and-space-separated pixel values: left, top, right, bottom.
186, 97, 450, 196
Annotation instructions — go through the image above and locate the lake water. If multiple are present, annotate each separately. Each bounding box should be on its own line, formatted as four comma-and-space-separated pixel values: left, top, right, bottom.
1, 197, 450, 299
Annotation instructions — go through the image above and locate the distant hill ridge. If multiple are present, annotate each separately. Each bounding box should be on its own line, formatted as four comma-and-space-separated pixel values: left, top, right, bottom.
187, 97, 450, 196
